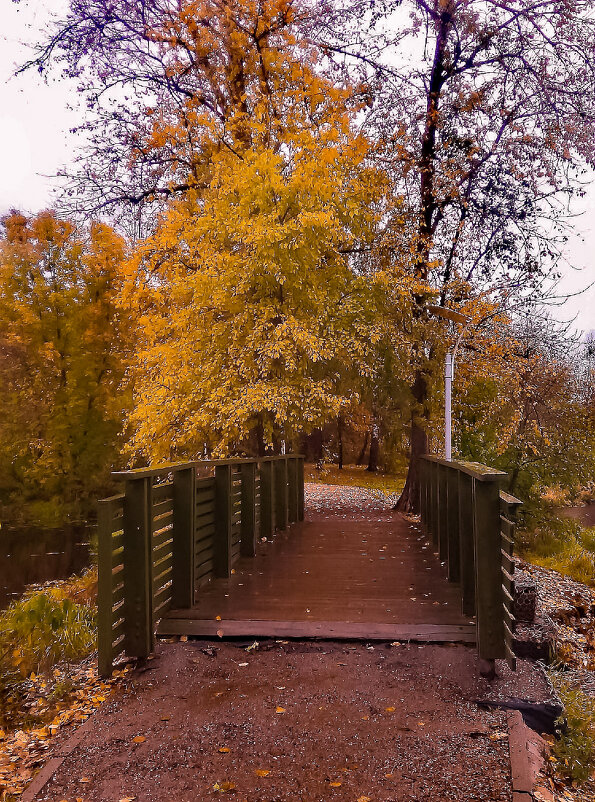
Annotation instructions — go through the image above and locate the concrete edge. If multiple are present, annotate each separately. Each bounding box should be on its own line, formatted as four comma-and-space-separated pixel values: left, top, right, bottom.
507, 710, 554, 802
20, 714, 97, 802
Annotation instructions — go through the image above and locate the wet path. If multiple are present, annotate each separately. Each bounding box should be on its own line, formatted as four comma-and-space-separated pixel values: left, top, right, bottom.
159, 483, 474, 641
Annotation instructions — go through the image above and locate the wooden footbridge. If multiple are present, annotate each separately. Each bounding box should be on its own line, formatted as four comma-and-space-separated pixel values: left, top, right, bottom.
97, 455, 521, 678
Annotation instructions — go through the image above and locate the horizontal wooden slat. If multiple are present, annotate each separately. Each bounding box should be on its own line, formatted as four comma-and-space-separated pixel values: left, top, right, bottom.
111, 583, 125, 607
502, 583, 514, 604
502, 567, 515, 594
196, 511, 215, 528
153, 525, 174, 549
157, 618, 477, 643
194, 558, 215, 577
111, 618, 125, 643
195, 524, 215, 541
501, 548, 514, 572
153, 541, 173, 568
111, 531, 124, 551
500, 517, 515, 539
153, 582, 172, 609
501, 531, 514, 554
112, 547, 124, 568
195, 531, 215, 550
503, 604, 514, 625
152, 499, 173, 520
194, 545, 215, 564
153, 512, 173, 534
153, 482, 174, 503
153, 554, 174, 583
196, 499, 215, 517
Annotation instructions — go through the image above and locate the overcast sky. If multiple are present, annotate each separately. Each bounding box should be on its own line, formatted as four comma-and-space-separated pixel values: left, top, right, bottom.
1, 0, 594, 337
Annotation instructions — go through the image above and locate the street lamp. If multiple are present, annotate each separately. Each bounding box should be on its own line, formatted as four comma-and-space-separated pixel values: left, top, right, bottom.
427, 305, 471, 461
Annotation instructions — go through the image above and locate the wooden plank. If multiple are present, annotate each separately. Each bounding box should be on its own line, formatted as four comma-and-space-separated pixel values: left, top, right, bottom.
474, 476, 506, 660
259, 460, 274, 538
501, 548, 514, 572
215, 463, 233, 578
152, 497, 173, 518
153, 525, 173, 548
458, 471, 475, 616
274, 458, 288, 531
437, 463, 448, 562
152, 483, 174, 503
157, 618, 477, 643
97, 497, 117, 677
502, 567, 515, 595
500, 517, 515, 539
446, 464, 460, 582
123, 476, 154, 659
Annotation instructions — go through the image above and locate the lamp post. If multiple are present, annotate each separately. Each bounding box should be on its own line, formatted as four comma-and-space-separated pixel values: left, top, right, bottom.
427, 306, 471, 460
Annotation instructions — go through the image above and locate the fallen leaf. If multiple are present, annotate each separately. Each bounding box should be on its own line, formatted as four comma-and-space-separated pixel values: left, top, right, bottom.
216, 615, 222, 621
385, 707, 395, 713
216, 629, 224, 638
119, 797, 137, 801
489, 732, 508, 740
180, 635, 188, 642
80, 777, 91, 783
213, 781, 236, 792
329, 781, 342, 787
132, 735, 146, 743
275, 706, 286, 714
254, 769, 270, 777
160, 716, 170, 721
358, 797, 372, 801
219, 747, 230, 753
238, 662, 248, 667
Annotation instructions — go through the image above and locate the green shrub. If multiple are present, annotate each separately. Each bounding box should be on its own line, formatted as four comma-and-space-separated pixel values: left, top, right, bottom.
549, 672, 595, 784
518, 511, 595, 587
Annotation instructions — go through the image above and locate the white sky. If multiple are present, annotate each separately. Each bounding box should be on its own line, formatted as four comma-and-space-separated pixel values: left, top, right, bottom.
1, 0, 594, 337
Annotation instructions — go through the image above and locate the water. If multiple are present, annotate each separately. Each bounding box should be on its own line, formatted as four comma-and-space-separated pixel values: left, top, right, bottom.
559, 504, 595, 528
0, 525, 93, 609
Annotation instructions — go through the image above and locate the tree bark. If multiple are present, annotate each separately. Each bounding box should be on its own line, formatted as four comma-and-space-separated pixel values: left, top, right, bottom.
337, 415, 344, 470
396, 370, 429, 512
366, 423, 380, 472
356, 430, 369, 466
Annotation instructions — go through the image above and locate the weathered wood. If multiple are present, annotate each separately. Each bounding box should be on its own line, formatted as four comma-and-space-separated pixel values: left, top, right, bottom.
297, 457, 305, 521
157, 618, 477, 643
445, 464, 460, 583
259, 459, 274, 538
287, 457, 298, 523
98, 497, 121, 677
172, 467, 194, 609
437, 463, 448, 561
240, 461, 257, 557
123, 477, 154, 659
458, 471, 475, 617
474, 476, 506, 661
214, 464, 232, 577
274, 457, 289, 531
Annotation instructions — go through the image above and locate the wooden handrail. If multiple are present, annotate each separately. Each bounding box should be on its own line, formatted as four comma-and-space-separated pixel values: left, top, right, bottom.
98, 455, 304, 676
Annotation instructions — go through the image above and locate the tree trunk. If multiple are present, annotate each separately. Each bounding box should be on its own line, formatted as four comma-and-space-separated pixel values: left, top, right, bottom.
356, 431, 369, 465
366, 423, 379, 472
337, 415, 344, 470
395, 370, 429, 513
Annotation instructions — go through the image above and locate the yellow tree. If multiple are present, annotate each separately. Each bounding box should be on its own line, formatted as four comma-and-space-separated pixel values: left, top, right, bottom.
0, 212, 127, 525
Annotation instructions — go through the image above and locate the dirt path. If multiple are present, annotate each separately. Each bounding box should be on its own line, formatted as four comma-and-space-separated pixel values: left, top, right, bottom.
34, 484, 550, 802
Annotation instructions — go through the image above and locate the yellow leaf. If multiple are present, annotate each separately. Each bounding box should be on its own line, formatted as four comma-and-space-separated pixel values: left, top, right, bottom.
213, 781, 236, 792
216, 615, 222, 621
329, 781, 342, 787
385, 707, 395, 713
119, 797, 137, 801
132, 735, 146, 743
358, 797, 372, 801
80, 777, 91, 783
219, 747, 230, 753
275, 706, 286, 714
254, 769, 270, 777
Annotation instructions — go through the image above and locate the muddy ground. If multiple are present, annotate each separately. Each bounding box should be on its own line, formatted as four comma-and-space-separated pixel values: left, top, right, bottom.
37, 640, 549, 802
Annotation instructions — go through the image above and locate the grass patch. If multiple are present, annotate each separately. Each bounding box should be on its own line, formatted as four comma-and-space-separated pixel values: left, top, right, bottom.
0, 570, 97, 729
518, 512, 595, 588
305, 463, 406, 494
549, 670, 595, 785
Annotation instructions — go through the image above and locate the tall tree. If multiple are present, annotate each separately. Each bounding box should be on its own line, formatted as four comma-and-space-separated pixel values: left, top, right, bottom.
0, 211, 126, 526
320, 0, 595, 509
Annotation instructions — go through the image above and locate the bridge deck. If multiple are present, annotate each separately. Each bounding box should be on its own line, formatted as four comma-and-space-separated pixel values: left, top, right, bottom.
158, 484, 476, 642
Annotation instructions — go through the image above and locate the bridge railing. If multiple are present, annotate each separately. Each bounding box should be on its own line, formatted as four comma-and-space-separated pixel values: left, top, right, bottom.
97, 455, 304, 676
419, 457, 522, 675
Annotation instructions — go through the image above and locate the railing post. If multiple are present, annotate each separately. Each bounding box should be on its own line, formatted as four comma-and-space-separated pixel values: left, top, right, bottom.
474, 475, 506, 676
429, 460, 439, 549
214, 463, 232, 577
240, 461, 257, 557
419, 458, 428, 534
123, 476, 154, 658
172, 466, 195, 608
259, 459, 275, 538
437, 462, 448, 562
287, 457, 298, 523
446, 464, 460, 583
98, 498, 115, 678
458, 471, 476, 616
274, 457, 288, 530
297, 456, 305, 521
